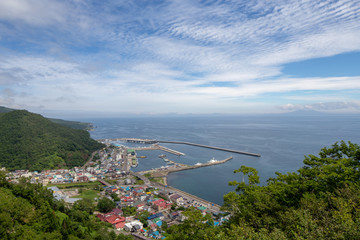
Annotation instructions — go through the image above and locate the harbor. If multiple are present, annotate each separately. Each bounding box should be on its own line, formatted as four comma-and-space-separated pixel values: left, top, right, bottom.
97, 137, 260, 209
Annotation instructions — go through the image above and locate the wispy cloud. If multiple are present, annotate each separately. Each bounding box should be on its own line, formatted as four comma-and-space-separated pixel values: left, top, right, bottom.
0, 0, 360, 115
280, 101, 360, 112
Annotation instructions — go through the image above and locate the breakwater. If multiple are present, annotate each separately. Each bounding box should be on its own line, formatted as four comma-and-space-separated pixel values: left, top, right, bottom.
158, 140, 261, 157
131, 144, 185, 156
139, 156, 233, 177
98, 138, 261, 157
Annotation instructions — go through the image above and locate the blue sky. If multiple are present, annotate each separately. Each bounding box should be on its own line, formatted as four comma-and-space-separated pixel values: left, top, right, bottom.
0, 0, 360, 117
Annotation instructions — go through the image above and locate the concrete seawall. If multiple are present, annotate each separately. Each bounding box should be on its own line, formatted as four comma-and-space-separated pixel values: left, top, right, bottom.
98, 138, 261, 157
158, 140, 261, 157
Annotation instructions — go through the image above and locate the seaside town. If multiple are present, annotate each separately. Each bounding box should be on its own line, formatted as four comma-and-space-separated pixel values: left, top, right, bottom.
5, 140, 230, 239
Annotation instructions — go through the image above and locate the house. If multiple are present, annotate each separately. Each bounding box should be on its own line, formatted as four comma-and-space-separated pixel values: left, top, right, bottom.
124, 220, 143, 232
115, 222, 126, 230
148, 212, 164, 220
149, 230, 160, 239
170, 194, 183, 204
110, 208, 123, 216
105, 215, 125, 225
121, 196, 134, 202
136, 203, 145, 211
171, 212, 179, 219
78, 176, 89, 182
152, 199, 172, 211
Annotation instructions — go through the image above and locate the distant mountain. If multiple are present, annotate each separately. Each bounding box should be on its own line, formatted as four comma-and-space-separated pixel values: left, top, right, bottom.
283, 109, 330, 116
0, 106, 93, 130
0, 110, 104, 171
0, 106, 15, 113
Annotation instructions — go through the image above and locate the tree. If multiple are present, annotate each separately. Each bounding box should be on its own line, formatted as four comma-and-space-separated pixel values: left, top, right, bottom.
228, 166, 259, 193
97, 197, 115, 213
110, 192, 120, 202
122, 206, 136, 217
138, 211, 150, 226
73, 198, 95, 214
166, 207, 216, 240
166, 141, 360, 239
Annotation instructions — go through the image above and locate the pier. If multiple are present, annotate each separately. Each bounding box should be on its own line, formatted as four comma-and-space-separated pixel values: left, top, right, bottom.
98, 138, 261, 157
98, 138, 157, 144
158, 140, 261, 157
167, 156, 233, 173
124, 144, 185, 156
139, 156, 233, 177
155, 144, 185, 156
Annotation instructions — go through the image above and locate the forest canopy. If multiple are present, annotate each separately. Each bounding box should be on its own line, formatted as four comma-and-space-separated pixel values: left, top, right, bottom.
165, 141, 360, 240
0, 110, 104, 171
0, 171, 130, 240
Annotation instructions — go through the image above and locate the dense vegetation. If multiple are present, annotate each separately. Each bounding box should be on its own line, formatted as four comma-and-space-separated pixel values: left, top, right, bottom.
0, 110, 104, 171
166, 141, 360, 239
0, 106, 93, 131
0, 106, 14, 113
0, 172, 132, 240
48, 118, 94, 131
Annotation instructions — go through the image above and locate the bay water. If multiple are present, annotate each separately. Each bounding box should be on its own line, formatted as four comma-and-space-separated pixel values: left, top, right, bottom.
87, 114, 360, 205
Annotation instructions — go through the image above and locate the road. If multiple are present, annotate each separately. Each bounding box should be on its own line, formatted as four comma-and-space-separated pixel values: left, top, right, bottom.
130, 171, 151, 185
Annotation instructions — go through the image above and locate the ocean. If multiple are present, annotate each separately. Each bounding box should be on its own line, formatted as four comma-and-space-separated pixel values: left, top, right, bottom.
86, 113, 360, 205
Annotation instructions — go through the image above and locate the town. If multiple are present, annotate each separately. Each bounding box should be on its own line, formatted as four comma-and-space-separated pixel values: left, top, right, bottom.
5, 141, 230, 239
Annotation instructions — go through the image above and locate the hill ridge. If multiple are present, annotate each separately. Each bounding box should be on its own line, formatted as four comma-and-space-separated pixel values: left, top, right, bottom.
0, 110, 104, 171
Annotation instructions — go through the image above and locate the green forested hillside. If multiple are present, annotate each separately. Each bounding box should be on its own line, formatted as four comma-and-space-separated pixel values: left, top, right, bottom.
166, 141, 360, 239
0, 172, 131, 240
0, 106, 14, 113
0, 110, 104, 171
48, 118, 94, 131
0, 106, 93, 131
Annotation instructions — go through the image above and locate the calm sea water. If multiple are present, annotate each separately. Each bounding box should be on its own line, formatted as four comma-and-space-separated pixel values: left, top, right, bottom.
86, 114, 360, 205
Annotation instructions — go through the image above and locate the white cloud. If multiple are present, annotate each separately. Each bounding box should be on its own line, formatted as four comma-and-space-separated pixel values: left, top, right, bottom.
0, 0, 66, 26
280, 102, 360, 111
0, 0, 360, 114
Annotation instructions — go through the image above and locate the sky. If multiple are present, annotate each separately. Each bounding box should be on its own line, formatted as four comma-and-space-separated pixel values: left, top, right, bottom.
0, 0, 360, 117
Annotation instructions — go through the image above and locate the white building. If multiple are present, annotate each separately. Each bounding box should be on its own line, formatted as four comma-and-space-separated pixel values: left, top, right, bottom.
124, 220, 143, 232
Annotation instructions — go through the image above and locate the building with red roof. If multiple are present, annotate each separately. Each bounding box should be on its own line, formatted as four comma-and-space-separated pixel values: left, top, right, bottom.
152, 199, 172, 211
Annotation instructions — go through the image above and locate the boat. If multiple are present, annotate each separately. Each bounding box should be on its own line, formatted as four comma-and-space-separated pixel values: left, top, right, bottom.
139, 156, 147, 158
195, 162, 202, 166
208, 157, 218, 163
159, 154, 166, 158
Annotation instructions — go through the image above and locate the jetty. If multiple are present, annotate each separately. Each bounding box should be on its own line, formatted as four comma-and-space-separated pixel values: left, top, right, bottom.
158, 140, 261, 157
139, 156, 233, 177
123, 144, 185, 156
168, 156, 233, 173
98, 138, 261, 157
98, 138, 157, 144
